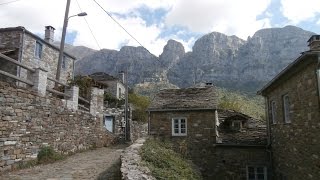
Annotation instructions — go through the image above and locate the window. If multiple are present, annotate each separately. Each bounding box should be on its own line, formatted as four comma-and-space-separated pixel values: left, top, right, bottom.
270, 101, 276, 124
62, 55, 67, 69
283, 94, 291, 123
247, 166, 267, 180
118, 88, 122, 99
35, 41, 43, 59
232, 121, 242, 130
172, 118, 187, 136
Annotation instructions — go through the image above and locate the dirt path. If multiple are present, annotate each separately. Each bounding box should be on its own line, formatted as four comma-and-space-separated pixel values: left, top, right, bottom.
0, 144, 127, 180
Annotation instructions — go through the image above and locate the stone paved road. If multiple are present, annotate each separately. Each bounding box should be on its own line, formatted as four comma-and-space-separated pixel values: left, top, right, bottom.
0, 144, 127, 180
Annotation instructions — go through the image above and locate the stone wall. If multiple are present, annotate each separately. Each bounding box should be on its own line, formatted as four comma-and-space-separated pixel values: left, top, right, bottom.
121, 138, 155, 180
104, 107, 126, 141
265, 60, 320, 179
149, 110, 216, 176
207, 146, 270, 179
130, 121, 148, 143
0, 81, 115, 173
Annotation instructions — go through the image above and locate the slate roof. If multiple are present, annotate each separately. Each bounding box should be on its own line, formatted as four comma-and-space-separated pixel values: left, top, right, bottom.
148, 86, 218, 110
217, 109, 267, 146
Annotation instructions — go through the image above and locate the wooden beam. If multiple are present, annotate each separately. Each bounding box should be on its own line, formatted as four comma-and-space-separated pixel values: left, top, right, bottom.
0, 53, 35, 73
0, 70, 33, 86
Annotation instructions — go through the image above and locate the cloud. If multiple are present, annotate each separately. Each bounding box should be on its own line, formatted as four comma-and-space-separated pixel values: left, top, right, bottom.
164, 0, 272, 39
280, 0, 320, 24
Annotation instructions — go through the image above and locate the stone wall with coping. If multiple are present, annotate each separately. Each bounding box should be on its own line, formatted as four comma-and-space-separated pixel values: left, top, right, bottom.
130, 121, 148, 143
121, 138, 155, 180
265, 60, 320, 179
0, 81, 115, 173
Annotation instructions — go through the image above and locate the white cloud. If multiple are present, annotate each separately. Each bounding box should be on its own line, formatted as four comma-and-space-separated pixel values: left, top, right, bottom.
164, 0, 272, 39
0, 0, 171, 55
280, 0, 320, 24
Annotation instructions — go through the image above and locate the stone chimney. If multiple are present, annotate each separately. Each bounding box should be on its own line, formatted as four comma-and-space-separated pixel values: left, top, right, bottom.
307, 35, 320, 51
44, 26, 55, 43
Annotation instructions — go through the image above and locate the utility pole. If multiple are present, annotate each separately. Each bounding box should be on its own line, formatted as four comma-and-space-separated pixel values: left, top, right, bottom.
56, 0, 71, 84
124, 69, 129, 141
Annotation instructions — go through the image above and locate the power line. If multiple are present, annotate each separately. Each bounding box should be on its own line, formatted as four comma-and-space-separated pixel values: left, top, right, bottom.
91, 0, 190, 86
0, 0, 23, 6
92, 0, 145, 48
75, 0, 101, 50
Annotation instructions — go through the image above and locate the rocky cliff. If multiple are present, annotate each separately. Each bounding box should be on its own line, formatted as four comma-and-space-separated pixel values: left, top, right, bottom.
74, 25, 315, 93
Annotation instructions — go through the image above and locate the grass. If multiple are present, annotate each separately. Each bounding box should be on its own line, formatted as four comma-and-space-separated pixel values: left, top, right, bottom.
140, 138, 202, 180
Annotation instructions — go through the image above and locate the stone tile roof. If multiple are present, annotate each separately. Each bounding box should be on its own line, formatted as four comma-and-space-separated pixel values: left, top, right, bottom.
217, 109, 267, 145
89, 72, 119, 82
148, 86, 218, 110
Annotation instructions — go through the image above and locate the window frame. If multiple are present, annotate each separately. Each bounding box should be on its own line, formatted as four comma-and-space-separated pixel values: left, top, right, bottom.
282, 94, 291, 123
246, 166, 267, 180
232, 120, 242, 131
270, 100, 277, 124
34, 41, 43, 59
172, 117, 187, 136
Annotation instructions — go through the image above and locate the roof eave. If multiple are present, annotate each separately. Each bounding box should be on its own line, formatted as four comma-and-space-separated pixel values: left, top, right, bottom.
257, 51, 320, 96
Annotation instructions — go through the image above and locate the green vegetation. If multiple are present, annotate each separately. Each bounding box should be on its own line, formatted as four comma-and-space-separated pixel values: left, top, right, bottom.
37, 146, 65, 164
216, 87, 265, 119
16, 146, 65, 170
128, 91, 150, 122
69, 75, 107, 99
140, 138, 202, 180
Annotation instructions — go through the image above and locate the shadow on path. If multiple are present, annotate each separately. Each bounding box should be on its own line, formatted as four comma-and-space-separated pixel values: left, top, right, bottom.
97, 158, 122, 180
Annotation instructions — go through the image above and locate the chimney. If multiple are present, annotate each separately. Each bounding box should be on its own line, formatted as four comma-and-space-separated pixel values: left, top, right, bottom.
44, 26, 55, 43
307, 35, 320, 51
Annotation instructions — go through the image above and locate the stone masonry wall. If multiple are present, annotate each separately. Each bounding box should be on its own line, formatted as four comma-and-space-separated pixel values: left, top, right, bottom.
266, 60, 320, 179
149, 110, 216, 176
0, 81, 115, 173
207, 146, 270, 180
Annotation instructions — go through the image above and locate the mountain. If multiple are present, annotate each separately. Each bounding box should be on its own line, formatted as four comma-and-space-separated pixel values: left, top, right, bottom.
74, 25, 315, 94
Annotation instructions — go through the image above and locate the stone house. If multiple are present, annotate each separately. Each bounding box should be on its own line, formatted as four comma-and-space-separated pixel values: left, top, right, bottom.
258, 35, 320, 179
88, 72, 128, 140
0, 26, 75, 86
148, 85, 270, 179
89, 72, 125, 100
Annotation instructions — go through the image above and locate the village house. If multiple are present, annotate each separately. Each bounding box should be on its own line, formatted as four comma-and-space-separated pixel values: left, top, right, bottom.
0, 26, 76, 86
88, 72, 129, 141
258, 35, 320, 179
148, 84, 270, 179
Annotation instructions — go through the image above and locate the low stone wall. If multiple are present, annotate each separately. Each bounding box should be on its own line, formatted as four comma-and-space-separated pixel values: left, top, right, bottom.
0, 81, 116, 173
130, 121, 148, 143
121, 138, 155, 180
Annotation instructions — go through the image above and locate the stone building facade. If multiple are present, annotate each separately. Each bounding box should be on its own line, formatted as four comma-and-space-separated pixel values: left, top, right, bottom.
148, 86, 269, 179
259, 35, 320, 179
0, 26, 75, 87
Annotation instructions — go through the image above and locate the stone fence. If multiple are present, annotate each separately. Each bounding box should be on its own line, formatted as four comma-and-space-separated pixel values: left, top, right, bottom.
121, 138, 155, 180
0, 81, 116, 173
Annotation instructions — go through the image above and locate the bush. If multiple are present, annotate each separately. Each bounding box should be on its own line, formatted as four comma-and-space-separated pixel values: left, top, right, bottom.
37, 146, 64, 164
128, 92, 150, 122
140, 138, 202, 180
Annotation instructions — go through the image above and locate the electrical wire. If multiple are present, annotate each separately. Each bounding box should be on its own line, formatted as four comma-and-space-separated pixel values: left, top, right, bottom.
91, 0, 190, 86
75, 0, 101, 50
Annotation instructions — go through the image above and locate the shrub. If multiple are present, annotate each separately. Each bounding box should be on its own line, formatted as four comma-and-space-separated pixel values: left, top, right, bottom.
140, 138, 202, 180
37, 146, 64, 164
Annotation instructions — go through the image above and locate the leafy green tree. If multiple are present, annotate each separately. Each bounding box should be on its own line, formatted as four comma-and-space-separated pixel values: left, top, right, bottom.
128, 92, 150, 122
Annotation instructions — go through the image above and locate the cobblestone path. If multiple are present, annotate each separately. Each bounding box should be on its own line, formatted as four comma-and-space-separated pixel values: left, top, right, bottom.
0, 144, 126, 180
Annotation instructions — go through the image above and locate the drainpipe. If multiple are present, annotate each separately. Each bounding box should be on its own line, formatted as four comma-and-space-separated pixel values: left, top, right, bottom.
148, 111, 150, 135
317, 54, 320, 108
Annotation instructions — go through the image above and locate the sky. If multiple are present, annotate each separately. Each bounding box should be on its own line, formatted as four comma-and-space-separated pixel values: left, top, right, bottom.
0, 0, 320, 56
